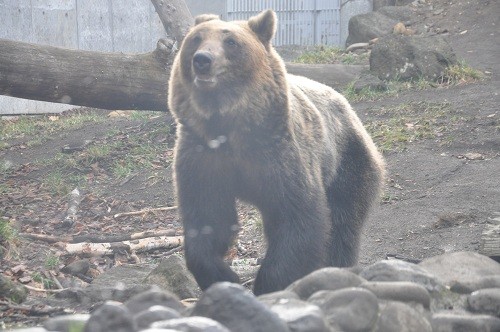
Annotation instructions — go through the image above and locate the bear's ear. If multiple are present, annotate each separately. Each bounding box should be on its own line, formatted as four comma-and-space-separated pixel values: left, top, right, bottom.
248, 9, 276, 47
194, 14, 220, 26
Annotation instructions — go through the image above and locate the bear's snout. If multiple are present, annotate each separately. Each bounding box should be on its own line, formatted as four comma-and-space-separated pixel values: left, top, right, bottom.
193, 51, 214, 75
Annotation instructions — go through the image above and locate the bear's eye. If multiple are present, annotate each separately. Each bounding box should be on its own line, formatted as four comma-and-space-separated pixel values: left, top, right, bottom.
224, 38, 238, 47
192, 35, 202, 44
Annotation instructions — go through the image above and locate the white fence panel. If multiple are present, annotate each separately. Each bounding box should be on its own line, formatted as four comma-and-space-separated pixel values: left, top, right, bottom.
226, 0, 341, 46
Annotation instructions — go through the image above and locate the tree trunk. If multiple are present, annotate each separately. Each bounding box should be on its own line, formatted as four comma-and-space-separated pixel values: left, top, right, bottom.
151, 0, 193, 43
0, 38, 175, 112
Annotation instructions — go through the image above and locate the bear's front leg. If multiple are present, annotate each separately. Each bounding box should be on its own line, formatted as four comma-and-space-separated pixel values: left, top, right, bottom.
175, 148, 240, 290
252, 172, 331, 295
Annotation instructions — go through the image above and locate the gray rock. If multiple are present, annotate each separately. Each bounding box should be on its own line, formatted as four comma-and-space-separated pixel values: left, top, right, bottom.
69, 284, 151, 305
0, 274, 28, 304
135, 305, 182, 329
145, 254, 201, 300
84, 301, 136, 332
370, 35, 457, 81
60, 259, 90, 276
72, 264, 155, 305
191, 282, 289, 332
125, 288, 184, 314
287, 267, 365, 300
346, 11, 398, 46
152, 316, 230, 332
270, 298, 329, 332
308, 287, 379, 332
92, 263, 153, 288
352, 72, 387, 93
419, 252, 500, 293
258, 289, 300, 306
345, 5, 414, 46
468, 288, 500, 317
360, 281, 431, 308
360, 259, 443, 293
375, 302, 432, 332
431, 312, 500, 332
450, 276, 500, 294
43, 314, 90, 332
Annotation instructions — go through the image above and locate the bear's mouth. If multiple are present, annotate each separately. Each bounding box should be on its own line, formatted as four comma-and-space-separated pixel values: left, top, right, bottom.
194, 75, 218, 88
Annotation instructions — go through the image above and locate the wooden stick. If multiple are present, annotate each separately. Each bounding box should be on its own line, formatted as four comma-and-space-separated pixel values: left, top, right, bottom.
47, 271, 63, 290
24, 285, 66, 293
20, 228, 177, 244
113, 206, 177, 218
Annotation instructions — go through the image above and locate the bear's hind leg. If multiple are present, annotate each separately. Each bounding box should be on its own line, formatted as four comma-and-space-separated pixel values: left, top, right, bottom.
327, 136, 383, 267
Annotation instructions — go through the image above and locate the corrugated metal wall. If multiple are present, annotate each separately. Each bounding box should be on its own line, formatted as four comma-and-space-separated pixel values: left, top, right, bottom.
226, 0, 341, 46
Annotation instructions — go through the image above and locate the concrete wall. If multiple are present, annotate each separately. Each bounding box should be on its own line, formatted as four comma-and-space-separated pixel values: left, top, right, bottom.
0, 0, 167, 114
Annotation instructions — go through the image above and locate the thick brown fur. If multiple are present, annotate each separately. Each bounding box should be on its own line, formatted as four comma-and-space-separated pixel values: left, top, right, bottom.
168, 10, 385, 295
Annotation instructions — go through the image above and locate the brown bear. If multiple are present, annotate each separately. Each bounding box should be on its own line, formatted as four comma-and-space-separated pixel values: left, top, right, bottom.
168, 9, 385, 295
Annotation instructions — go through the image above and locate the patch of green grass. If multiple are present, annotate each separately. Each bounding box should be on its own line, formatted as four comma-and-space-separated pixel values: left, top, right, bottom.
441, 61, 483, 85
365, 102, 454, 152
294, 46, 368, 65
45, 254, 60, 269
343, 76, 438, 103
343, 60, 482, 102
0, 218, 18, 259
85, 144, 112, 163
0, 183, 9, 195
0, 116, 39, 139
130, 111, 163, 121
112, 158, 137, 179
32, 272, 54, 289
343, 82, 391, 102
0, 110, 108, 148
294, 46, 343, 64
111, 143, 159, 180
42, 170, 84, 196
0, 218, 17, 244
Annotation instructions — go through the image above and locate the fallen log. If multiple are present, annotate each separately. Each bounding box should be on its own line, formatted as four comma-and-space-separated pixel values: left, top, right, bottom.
0, 38, 175, 111
58, 235, 184, 256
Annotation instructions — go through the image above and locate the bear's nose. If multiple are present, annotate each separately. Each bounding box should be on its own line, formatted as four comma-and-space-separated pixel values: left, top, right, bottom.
193, 51, 213, 75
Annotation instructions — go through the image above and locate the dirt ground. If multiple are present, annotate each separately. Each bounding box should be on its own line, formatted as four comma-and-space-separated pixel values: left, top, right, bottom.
0, 0, 499, 326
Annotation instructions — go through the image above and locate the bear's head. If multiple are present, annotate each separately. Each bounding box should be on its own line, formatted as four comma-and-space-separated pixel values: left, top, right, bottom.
177, 10, 280, 93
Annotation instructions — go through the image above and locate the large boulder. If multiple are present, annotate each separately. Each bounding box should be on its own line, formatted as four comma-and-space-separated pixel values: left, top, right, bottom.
370, 34, 457, 81
346, 6, 415, 46
346, 12, 398, 46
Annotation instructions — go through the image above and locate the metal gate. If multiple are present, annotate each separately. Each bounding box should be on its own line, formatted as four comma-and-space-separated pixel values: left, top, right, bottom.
226, 0, 341, 46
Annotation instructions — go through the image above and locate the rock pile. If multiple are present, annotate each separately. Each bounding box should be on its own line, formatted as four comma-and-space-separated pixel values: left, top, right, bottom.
12, 252, 500, 332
